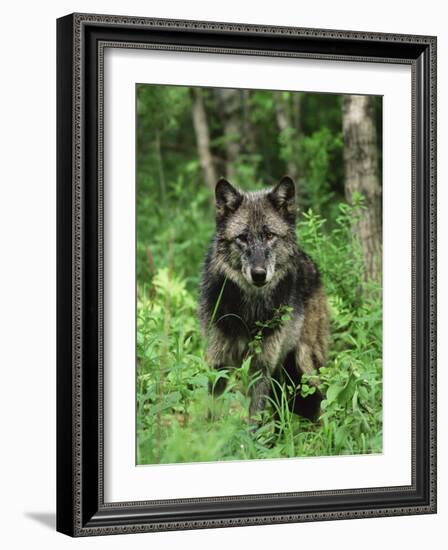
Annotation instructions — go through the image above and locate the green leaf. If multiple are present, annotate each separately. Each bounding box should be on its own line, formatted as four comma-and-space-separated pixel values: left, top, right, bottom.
191, 374, 209, 388
334, 425, 349, 447
338, 380, 354, 405
326, 383, 344, 404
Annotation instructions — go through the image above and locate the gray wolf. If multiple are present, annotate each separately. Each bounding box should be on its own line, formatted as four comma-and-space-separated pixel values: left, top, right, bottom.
199, 176, 329, 421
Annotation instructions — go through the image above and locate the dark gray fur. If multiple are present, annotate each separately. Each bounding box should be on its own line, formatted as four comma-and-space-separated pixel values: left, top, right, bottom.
199, 177, 329, 420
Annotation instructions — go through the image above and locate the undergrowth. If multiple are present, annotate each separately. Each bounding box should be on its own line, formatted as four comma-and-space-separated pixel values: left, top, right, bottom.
136, 194, 382, 465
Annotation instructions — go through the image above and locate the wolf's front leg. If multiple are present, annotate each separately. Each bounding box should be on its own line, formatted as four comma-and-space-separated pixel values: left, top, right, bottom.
248, 367, 272, 419
205, 327, 245, 397
248, 331, 285, 420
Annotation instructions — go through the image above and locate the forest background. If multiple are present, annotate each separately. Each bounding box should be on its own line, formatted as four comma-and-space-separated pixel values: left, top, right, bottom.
136, 85, 383, 465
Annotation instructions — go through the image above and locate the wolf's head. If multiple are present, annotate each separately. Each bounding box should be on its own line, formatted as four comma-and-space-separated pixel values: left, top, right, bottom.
213, 176, 298, 290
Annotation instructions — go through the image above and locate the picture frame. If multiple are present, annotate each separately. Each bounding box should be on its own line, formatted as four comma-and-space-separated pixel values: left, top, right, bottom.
56, 12, 437, 536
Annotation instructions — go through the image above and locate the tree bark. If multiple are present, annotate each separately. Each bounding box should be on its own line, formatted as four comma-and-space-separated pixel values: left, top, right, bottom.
154, 129, 166, 201
241, 89, 257, 154
342, 95, 382, 284
216, 88, 242, 180
274, 92, 299, 181
291, 91, 303, 135
191, 88, 217, 191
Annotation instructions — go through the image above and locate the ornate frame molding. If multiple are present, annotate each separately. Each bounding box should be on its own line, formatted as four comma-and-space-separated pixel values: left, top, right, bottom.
57, 13, 437, 537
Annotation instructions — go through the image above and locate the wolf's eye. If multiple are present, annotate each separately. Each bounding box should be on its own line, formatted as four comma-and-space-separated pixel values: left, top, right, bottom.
235, 234, 248, 244
265, 232, 275, 241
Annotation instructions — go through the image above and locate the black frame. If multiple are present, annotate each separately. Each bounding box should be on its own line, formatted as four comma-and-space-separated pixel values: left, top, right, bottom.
57, 13, 437, 536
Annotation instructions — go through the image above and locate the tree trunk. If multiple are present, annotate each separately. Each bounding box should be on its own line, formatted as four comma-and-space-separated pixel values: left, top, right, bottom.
274, 92, 299, 181
216, 88, 242, 180
291, 91, 302, 135
342, 95, 382, 284
241, 89, 257, 154
191, 88, 217, 191
154, 130, 166, 201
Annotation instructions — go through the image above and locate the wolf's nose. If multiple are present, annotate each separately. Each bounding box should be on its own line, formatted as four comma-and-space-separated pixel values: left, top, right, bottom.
251, 267, 267, 286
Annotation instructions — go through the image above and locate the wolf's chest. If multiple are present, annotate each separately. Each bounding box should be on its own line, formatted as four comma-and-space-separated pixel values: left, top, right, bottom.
214, 295, 280, 338
207, 273, 298, 338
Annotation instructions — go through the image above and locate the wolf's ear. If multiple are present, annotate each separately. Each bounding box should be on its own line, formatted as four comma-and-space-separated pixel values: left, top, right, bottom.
215, 178, 242, 220
268, 176, 296, 220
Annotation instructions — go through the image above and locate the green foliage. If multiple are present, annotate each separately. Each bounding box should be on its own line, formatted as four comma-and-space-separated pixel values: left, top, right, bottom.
137, 199, 382, 464
297, 200, 382, 453
137, 177, 213, 289
249, 305, 294, 356
279, 127, 343, 221
135, 84, 382, 464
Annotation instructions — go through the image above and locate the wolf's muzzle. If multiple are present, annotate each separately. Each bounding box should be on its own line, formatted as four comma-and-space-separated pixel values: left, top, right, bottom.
251, 267, 267, 286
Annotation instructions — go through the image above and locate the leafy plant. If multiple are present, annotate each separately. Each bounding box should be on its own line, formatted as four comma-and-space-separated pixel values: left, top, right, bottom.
135, 85, 382, 465
136, 200, 382, 464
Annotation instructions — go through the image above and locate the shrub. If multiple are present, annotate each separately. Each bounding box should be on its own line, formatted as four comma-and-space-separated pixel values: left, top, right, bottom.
136, 198, 382, 464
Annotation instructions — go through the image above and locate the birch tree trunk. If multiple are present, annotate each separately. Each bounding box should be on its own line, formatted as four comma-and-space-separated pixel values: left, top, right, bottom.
342, 95, 382, 284
191, 88, 217, 191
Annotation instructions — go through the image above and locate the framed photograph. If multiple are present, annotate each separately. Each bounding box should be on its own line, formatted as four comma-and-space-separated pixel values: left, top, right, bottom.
56, 13, 437, 536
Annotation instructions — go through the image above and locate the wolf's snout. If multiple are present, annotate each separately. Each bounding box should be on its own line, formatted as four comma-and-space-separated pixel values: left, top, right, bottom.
251, 267, 267, 286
